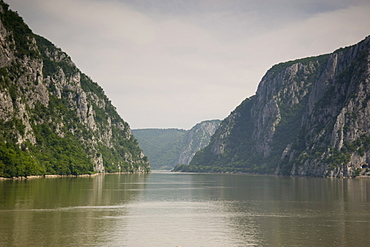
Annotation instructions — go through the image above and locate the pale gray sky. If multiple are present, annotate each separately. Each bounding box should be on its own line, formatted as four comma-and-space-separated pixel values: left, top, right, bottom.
6, 0, 370, 129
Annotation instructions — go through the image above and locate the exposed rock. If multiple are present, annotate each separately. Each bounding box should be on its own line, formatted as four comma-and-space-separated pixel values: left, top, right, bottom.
190, 35, 370, 177
176, 120, 221, 165
0, 1, 149, 177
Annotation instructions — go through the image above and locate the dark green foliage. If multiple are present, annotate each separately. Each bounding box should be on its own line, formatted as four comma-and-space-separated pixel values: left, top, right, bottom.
80, 74, 104, 96
33, 22, 148, 175
132, 129, 186, 170
188, 97, 261, 173
34, 35, 78, 78
0, 96, 94, 178
30, 101, 94, 176
172, 163, 252, 173
0, 141, 44, 178
0, 1, 38, 58
134, 120, 221, 170
273, 97, 307, 157
325, 135, 370, 172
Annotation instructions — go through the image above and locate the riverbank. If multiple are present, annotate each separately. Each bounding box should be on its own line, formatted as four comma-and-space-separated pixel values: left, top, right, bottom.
0, 173, 102, 180
0, 171, 152, 181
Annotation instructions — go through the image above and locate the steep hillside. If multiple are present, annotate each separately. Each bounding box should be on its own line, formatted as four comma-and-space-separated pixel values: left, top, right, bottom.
132, 129, 186, 170
133, 120, 220, 170
179, 36, 370, 177
176, 120, 221, 165
0, 1, 149, 177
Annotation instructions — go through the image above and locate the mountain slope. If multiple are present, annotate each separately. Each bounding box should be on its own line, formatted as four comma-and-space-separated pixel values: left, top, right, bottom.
132, 129, 186, 170
176, 120, 221, 165
0, 1, 149, 177
182, 36, 370, 177
133, 120, 220, 170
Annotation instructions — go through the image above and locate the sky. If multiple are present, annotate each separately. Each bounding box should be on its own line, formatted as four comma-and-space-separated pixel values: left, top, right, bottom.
5, 0, 370, 129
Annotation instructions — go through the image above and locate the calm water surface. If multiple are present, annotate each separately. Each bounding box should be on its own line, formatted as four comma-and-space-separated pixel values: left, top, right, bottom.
1, 172, 370, 246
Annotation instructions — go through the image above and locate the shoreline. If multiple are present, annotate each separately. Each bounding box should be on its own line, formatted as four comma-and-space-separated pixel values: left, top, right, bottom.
0, 173, 101, 180
2, 171, 368, 180
0, 171, 151, 181
170, 170, 370, 179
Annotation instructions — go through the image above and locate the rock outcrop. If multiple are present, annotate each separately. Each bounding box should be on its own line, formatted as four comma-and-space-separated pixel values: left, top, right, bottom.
0, 1, 149, 177
187, 35, 370, 177
176, 120, 221, 165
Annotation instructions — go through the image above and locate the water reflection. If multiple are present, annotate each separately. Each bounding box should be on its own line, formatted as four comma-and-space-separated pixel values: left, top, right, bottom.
212, 175, 370, 247
1, 173, 370, 246
0, 174, 147, 246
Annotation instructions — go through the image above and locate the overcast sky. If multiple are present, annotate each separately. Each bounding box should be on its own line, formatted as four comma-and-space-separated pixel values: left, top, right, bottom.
6, 0, 370, 129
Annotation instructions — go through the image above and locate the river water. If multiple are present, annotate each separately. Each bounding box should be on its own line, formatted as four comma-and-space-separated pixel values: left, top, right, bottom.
1, 171, 370, 246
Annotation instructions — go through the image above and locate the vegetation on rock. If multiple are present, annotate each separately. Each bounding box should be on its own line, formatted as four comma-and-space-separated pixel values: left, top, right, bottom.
175, 36, 370, 177
0, 1, 149, 178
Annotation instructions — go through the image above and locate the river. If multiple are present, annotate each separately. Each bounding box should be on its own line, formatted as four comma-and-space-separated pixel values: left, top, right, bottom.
1, 171, 370, 246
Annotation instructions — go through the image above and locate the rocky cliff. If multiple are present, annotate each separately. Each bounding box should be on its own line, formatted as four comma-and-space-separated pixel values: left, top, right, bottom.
133, 120, 220, 170
185, 35, 370, 177
0, 1, 149, 177
176, 120, 221, 165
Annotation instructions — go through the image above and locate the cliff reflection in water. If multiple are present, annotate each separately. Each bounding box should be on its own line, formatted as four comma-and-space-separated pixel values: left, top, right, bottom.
211, 175, 370, 246
1, 173, 370, 246
0, 174, 147, 246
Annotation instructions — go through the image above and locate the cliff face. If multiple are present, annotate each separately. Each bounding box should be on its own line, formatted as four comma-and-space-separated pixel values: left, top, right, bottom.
188, 35, 370, 177
0, 1, 149, 177
176, 120, 221, 165
133, 120, 220, 170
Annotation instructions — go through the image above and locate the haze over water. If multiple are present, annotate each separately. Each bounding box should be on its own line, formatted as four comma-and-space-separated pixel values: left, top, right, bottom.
1, 172, 370, 246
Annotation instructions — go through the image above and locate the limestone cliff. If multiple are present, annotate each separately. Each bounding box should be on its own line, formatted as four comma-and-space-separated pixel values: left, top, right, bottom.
176, 120, 221, 165
187, 35, 370, 177
0, 1, 149, 177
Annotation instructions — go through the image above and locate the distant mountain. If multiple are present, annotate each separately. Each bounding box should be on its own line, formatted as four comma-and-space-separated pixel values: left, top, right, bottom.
133, 120, 221, 170
175, 36, 370, 178
0, 1, 149, 178
132, 129, 186, 170
176, 120, 221, 165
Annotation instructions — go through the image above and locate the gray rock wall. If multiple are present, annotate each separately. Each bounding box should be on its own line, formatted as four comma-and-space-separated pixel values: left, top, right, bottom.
190, 35, 370, 177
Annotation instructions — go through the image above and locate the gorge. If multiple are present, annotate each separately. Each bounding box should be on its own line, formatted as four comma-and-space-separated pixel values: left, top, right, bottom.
133, 119, 221, 170
1, 0, 370, 179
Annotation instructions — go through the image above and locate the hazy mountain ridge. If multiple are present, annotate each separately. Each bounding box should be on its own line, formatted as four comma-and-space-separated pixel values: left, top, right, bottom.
133, 120, 221, 170
176, 36, 370, 177
0, 1, 149, 177
132, 128, 186, 170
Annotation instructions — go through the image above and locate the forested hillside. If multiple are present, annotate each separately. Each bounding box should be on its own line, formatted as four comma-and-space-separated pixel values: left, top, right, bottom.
133, 120, 220, 170
132, 129, 186, 170
0, 1, 149, 177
